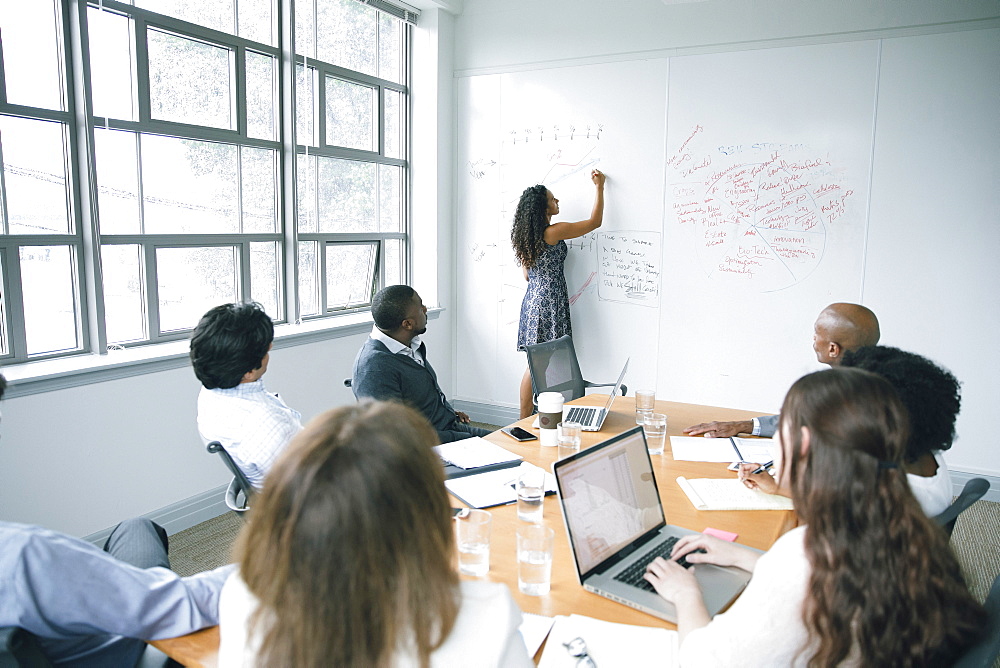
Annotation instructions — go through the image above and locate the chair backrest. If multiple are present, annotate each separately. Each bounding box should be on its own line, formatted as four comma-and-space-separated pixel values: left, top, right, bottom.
207, 442, 254, 513
934, 477, 989, 537
0, 626, 53, 668
953, 573, 1000, 668
523, 335, 586, 404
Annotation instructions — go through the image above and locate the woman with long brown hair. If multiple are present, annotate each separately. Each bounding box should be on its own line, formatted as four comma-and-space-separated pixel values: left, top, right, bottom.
644, 368, 985, 666
217, 400, 531, 667
511, 169, 606, 418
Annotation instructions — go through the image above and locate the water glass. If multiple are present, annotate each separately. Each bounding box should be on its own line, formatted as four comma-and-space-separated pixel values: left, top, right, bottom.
517, 469, 545, 523
643, 412, 668, 456
557, 421, 582, 459
517, 524, 555, 596
455, 509, 491, 576
635, 389, 657, 425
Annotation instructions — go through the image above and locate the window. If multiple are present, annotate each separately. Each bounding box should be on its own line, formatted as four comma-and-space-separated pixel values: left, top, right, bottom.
0, 0, 413, 363
294, 0, 408, 316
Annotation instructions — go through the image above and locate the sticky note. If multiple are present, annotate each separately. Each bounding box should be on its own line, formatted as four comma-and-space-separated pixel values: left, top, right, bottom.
703, 527, 738, 542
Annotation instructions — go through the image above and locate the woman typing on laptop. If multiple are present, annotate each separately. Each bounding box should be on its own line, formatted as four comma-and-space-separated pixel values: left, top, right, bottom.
643, 368, 985, 666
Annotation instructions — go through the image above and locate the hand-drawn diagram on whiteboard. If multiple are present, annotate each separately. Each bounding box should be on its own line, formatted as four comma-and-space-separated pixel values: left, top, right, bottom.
499, 123, 603, 221
667, 124, 856, 292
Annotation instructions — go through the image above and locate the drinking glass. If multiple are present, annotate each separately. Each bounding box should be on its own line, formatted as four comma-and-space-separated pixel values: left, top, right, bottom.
455, 509, 491, 576
635, 389, 656, 425
643, 412, 668, 455
557, 420, 582, 459
517, 468, 545, 523
517, 524, 554, 596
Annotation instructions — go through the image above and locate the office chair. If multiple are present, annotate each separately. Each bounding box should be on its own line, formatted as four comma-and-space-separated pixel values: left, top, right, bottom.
934, 477, 989, 537
523, 335, 627, 407
953, 573, 1000, 668
206, 442, 254, 516
0, 627, 52, 668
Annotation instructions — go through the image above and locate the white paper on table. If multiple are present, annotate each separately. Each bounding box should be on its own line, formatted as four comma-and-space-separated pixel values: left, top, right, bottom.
445, 462, 556, 509
518, 612, 555, 658
433, 437, 522, 469
676, 476, 794, 511
538, 614, 678, 668
670, 436, 774, 463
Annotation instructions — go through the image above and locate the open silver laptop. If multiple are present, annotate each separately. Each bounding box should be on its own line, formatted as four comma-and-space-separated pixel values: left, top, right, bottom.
553, 426, 756, 623
563, 359, 629, 431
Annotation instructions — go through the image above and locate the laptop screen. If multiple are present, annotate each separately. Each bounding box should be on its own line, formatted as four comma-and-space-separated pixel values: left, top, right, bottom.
601, 359, 629, 413
554, 426, 666, 577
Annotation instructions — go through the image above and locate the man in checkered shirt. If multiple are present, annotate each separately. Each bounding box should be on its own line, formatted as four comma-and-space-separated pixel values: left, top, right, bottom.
191, 302, 303, 489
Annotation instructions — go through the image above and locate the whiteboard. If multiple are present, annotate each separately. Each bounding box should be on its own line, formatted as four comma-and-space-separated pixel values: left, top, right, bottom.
456, 60, 668, 407
658, 40, 879, 411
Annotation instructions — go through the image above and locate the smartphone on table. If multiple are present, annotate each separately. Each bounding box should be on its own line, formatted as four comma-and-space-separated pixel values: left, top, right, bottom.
501, 426, 537, 442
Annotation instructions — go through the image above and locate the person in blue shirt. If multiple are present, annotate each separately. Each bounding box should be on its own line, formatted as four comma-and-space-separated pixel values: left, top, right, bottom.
0, 374, 232, 666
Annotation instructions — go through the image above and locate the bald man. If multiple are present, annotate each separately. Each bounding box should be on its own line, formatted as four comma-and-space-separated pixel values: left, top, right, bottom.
683, 303, 880, 438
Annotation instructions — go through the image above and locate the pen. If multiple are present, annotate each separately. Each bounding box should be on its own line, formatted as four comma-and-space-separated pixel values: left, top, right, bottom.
750, 460, 774, 475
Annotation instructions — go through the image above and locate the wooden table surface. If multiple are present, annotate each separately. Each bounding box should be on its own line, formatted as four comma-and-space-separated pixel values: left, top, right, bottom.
152, 394, 795, 666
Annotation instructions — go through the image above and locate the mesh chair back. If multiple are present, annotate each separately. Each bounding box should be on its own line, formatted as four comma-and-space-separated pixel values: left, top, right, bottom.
524, 335, 586, 403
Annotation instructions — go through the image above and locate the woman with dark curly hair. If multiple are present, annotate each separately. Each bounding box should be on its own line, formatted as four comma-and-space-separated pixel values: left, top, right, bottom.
645, 368, 985, 666
840, 345, 960, 516
511, 169, 606, 418
741, 345, 961, 516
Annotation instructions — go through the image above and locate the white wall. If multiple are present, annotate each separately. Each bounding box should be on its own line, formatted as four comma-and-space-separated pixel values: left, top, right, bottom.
453, 0, 999, 73
0, 335, 361, 536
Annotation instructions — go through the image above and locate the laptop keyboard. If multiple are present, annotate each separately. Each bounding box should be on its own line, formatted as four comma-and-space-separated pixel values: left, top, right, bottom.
566, 406, 598, 425
613, 536, 699, 592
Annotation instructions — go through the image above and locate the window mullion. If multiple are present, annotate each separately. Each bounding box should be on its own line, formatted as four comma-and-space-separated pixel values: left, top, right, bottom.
133, 17, 152, 122
142, 242, 161, 339
239, 241, 252, 303
2, 246, 29, 359
280, 0, 300, 323
68, 0, 106, 355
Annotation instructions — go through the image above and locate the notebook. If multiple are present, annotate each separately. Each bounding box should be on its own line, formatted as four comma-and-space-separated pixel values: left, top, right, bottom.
563, 359, 629, 431
553, 426, 757, 623
676, 477, 795, 511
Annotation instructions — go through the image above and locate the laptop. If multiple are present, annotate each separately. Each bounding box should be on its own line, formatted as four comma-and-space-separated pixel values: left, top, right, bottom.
563, 359, 629, 431
553, 426, 757, 623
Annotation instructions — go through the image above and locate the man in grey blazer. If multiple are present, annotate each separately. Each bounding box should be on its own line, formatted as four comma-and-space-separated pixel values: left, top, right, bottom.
683, 303, 880, 438
351, 285, 491, 443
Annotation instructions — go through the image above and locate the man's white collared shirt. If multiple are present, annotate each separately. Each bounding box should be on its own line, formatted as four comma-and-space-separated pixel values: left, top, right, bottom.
370, 324, 424, 366
197, 380, 303, 489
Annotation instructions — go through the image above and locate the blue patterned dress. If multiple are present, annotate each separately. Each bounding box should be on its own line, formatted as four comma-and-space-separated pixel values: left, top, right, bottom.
517, 240, 571, 349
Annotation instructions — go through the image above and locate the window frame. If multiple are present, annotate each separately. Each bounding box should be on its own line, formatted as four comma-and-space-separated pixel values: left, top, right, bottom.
0, 0, 413, 363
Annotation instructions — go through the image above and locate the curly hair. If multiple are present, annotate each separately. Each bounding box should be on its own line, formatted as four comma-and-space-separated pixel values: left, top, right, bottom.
511, 184, 550, 269
780, 368, 984, 667
840, 345, 960, 462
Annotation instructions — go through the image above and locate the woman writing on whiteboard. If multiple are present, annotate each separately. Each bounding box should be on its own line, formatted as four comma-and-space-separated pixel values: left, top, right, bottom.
643, 368, 985, 666
511, 168, 606, 419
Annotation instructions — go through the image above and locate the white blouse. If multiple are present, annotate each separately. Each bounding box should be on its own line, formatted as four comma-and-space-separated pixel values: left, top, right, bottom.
218, 572, 532, 667
907, 451, 953, 517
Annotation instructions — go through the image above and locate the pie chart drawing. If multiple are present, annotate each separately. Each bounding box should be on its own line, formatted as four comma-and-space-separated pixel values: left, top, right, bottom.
672, 147, 854, 293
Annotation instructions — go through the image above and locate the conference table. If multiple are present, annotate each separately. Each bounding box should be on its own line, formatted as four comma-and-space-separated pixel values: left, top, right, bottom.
151, 394, 796, 666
